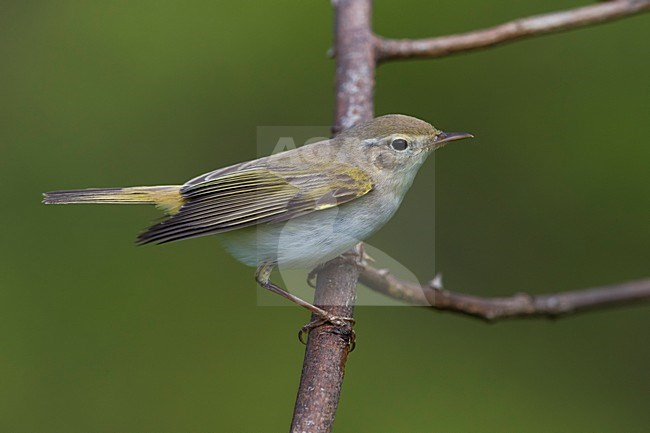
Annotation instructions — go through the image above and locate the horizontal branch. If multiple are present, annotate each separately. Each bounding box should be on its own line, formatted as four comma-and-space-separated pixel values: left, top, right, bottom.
358, 265, 650, 321
375, 0, 650, 61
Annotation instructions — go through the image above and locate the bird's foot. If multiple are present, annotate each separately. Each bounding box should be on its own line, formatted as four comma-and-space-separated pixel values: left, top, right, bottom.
340, 242, 374, 267
298, 314, 356, 351
307, 263, 327, 288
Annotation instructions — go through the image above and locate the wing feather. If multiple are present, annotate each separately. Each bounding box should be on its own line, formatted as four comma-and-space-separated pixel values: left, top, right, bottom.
137, 165, 373, 244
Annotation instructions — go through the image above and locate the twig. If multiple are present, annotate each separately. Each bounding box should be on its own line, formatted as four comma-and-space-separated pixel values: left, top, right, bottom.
290, 1, 375, 432
375, 0, 650, 62
359, 265, 650, 321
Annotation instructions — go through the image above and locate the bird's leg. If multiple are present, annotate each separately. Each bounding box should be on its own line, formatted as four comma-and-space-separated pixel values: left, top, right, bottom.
255, 263, 332, 317
255, 263, 355, 344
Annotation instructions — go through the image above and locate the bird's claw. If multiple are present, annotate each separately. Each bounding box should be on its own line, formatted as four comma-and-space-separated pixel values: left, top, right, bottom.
307, 264, 326, 288
340, 242, 373, 267
298, 315, 356, 351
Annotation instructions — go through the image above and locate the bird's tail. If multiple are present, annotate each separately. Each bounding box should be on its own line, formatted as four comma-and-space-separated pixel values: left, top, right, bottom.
43, 186, 185, 214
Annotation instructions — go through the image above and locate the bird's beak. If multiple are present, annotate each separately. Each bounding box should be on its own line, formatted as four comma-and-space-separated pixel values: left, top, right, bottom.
430, 131, 474, 149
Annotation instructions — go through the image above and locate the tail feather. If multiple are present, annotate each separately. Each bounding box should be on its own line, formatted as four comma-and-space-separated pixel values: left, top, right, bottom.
43, 186, 184, 214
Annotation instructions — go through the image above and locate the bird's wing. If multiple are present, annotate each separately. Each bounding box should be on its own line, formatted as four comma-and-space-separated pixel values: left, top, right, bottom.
137, 164, 373, 244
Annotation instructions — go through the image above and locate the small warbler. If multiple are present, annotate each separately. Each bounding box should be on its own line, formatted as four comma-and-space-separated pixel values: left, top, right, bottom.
44, 114, 472, 334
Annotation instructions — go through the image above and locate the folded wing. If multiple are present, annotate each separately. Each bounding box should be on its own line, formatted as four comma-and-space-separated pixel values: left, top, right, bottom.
137, 165, 373, 244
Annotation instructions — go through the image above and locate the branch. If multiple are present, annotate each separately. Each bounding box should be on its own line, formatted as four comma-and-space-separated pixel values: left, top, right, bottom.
290, 1, 375, 432
375, 0, 650, 62
332, 0, 375, 133
359, 265, 650, 321
289, 1, 648, 431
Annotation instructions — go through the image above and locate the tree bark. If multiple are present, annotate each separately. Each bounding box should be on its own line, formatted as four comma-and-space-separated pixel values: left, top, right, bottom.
290, 1, 375, 432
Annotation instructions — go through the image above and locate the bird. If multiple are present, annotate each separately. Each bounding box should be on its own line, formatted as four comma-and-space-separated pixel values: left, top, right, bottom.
43, 114, 473, 337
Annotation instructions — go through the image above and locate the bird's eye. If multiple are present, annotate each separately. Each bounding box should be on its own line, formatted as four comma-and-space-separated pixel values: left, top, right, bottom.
390, 138, 409, 151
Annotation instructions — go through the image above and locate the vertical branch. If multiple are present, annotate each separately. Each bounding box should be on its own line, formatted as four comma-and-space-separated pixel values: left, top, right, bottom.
290, 1, 375, 432
290, 257, 361, 433
332, 0, 375, 133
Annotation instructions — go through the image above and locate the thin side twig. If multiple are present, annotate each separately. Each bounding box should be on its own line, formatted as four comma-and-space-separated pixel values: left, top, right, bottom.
375, 0, 650, 61
359, 265, 650, 321
290, 1, 375, 432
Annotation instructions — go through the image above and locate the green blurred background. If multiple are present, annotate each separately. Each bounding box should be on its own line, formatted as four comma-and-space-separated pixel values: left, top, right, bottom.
1, 1, 649, 432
